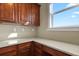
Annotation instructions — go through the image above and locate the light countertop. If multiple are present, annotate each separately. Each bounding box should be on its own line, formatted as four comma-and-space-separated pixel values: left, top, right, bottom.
0, 38, 79, 56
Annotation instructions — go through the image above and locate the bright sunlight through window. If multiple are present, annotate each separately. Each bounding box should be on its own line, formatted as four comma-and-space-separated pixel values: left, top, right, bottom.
49, 3, 79, 29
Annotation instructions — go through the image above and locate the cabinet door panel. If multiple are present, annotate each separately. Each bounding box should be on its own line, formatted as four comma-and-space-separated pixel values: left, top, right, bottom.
18, 42, 31, 56
33, 42, 43, 56
13, 4, 19, 24
24, 4, 32, 25
0, 45, 17, 56
31, 4, 40, 26
34, 48, 43, 56
18, 4, 31, 25
0, 3, 15, 22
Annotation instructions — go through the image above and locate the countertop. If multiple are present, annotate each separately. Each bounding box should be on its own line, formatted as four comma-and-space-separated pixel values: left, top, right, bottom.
0, 38, 79, 56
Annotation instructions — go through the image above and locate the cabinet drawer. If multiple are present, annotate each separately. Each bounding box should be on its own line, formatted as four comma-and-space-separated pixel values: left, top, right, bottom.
0, 45, 17, 54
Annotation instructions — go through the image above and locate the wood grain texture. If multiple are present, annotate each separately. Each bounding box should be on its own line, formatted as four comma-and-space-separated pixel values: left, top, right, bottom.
0, 45, 17, 56
18, 42, 31, 56
0, 41, 71, 56
0, 3, 40, 26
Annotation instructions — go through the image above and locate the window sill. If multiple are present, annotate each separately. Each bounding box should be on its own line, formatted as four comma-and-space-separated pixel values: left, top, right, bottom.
47, 27, 79, 31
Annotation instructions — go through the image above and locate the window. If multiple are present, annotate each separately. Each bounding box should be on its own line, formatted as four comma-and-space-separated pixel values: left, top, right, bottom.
49, 3, 79, 30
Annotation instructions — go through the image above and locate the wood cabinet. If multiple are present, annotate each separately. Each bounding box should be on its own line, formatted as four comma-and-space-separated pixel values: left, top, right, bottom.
33, 41, 43, 56
0, 41, 71, 56
0, 45, 17, 56
0, 3, 40, 26
17, 3, 32, 25
18, 42, 31, 56
16, 3, 40, 26
31, 4, 40, 26
42, 45, 71, 56
32, 42, 70, 56
0, 42, 32, 56
0, 3, 16, 23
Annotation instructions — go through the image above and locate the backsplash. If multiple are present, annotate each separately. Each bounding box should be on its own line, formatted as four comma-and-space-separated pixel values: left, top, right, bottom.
0, 23, 37, 41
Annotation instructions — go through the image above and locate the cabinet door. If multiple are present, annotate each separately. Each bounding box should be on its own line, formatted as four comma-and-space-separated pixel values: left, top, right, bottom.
33, 42, 43, 56
0, 3, 15, 22
24, 4, 32, 25
13, 3, 19, 24
18, 3, 31, 25
31, 4, 40, 26
18, 42, 31, 56
18, 4, 40, 26
0, 45, 17, 56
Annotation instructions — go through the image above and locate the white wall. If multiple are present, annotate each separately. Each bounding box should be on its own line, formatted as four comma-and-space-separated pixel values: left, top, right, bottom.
0, 24, 37, 41
38, 3, 79, 45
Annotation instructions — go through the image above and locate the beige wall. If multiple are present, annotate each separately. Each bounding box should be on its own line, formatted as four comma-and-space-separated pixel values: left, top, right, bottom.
0, 24, 37, 41
38, 3, 79, 45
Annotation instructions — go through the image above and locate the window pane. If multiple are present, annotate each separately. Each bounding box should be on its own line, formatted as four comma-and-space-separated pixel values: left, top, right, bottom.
52, 3, 79, 28
53, 3, 68, 12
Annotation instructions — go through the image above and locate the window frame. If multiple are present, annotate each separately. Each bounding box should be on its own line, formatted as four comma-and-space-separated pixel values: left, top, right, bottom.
48, 3, 79, 31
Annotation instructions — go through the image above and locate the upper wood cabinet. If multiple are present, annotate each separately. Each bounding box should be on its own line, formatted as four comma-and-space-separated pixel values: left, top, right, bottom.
18, 4, 32, 25
31, 4, 40, 26
0, 3, 40, 26
0, 3, 16, 23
